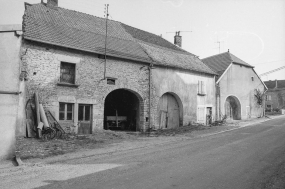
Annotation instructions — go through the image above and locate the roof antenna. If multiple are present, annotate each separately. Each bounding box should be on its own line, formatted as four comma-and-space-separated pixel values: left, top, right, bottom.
103, 4, 109, 80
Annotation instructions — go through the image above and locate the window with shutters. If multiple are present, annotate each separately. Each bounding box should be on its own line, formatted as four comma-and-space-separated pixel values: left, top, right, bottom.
198, 80, 206, 95
59, 103, 74, 121
265, 95, 271, 101
60, 62, 75, 84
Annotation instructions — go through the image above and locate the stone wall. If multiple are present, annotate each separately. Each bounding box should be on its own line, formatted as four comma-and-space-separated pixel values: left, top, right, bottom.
21, 41, 150, 132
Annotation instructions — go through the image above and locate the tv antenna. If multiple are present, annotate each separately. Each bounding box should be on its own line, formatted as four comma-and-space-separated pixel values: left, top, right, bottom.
103, 4, 109, 80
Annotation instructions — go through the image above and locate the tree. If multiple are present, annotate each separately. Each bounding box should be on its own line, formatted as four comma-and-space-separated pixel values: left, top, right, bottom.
254, 89, 265, 117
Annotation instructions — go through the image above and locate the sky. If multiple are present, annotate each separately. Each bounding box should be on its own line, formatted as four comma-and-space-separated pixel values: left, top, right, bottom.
1, 0, 284, 81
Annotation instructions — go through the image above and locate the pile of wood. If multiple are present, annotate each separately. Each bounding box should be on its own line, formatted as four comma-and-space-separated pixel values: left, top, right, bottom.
25, 92, 65, 139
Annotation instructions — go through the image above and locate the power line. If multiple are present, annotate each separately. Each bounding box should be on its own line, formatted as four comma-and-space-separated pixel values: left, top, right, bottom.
252, 59, 285, 65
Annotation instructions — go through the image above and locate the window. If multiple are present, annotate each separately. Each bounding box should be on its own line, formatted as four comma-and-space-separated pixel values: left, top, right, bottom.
59, 103, 74, 120
60, 62, 75, 84
251, 76, 254, 81
107, 78, 116, 85
267, 105, 272, 108
265, 95, 272, 101
78, 105, 91, 121
198, 80, 206, 95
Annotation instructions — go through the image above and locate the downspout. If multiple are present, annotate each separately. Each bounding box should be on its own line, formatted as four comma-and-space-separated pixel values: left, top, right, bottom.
263, 87, 268, 117
148, 64, 152, 132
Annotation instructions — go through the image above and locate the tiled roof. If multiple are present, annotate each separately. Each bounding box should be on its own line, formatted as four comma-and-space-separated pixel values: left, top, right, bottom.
264, 80, 285, 89
23, 4, 150, 62
202, 52, 254, 75
121, 24, 191, 54
23, 3, 215, 75
139, 42, 215, 74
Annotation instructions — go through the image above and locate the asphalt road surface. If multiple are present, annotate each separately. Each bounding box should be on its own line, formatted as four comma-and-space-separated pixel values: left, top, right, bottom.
36, 117, 285, 189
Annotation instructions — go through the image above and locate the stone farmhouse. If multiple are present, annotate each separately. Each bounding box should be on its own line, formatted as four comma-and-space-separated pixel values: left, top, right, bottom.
202, 51, 267, 120
264, 80, 285, 112
19, 0, 217, 135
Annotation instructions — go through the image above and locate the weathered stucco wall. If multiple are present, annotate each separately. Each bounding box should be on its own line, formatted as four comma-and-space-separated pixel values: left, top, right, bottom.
22, 41, 150, 132
0, 31, 22, 160
152, 67, 216, 127
219, 63, 265, 119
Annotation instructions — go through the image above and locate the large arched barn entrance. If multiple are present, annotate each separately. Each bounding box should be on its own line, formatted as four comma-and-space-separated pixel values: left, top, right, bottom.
104, 89, 141, 131
157, 93, 182, 129
225, 96, 241, 120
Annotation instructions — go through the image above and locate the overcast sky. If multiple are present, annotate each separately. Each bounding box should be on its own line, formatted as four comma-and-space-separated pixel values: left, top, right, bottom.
1, 0, 284, 80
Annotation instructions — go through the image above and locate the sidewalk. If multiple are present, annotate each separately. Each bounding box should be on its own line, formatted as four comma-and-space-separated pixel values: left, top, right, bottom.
1, 115, 284, 169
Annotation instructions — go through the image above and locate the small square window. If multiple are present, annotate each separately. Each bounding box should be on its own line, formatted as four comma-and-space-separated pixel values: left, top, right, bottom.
59, 102, 74, 121
107, 78, 116, 85
60, 62, 75, 84
251, 76, 254, 81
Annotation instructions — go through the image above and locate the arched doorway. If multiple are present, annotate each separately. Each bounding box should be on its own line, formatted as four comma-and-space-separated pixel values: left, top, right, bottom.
104, 89, 141, 131
157, 93, 181, 129
225, 96, 241, 120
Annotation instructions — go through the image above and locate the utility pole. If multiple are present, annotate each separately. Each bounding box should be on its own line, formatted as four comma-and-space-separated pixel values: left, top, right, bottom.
103, 4, 109, 80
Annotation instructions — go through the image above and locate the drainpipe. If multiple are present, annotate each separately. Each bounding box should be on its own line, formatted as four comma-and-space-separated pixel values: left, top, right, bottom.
148, 64, 153, 132
263, 87, 268, 117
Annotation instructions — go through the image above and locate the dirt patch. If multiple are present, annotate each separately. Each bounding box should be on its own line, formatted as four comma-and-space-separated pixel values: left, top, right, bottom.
145, 124, 209, 137
16, 130, 138, 160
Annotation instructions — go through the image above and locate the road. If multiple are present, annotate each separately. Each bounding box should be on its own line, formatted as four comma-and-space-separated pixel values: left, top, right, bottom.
36, 117, 285, 189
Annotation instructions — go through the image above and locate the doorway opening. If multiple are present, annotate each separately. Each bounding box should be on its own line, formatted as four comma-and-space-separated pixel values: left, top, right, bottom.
104, 89, 140, 131
157, 93, 182, 129
78, 104, 92, 134
225, 96, 241, 120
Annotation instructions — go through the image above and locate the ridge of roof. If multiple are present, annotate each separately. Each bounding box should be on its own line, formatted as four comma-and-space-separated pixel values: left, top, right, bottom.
202, 52, 229, 61
121, 23, 190, 54
264, 80, 285, 89
202, 51, 254, 76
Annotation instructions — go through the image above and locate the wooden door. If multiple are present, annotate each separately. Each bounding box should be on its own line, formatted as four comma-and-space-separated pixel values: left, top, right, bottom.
158, 94, 179, 129
167, 94, 179, 129
78, 104, 92, 134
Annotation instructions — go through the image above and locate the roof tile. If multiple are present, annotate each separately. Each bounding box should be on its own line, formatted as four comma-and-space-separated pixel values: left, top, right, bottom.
23, 3, 215, 75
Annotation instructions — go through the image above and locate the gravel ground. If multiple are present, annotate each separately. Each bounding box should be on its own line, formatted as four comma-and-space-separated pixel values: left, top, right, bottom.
16, 129, 138, 160
15, 118, 267, 161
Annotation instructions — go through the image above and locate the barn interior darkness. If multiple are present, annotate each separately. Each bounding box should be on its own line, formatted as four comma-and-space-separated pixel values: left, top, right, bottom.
104, 89, 139, 131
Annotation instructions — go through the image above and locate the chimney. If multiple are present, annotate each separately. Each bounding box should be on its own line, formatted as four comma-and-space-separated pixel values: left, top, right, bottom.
174, 31, 182, 47
47, 0, 58, 8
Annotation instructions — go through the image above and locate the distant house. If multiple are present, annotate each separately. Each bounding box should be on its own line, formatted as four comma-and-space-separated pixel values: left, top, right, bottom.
202, 51, 267, 120
264, 80, 285, 112
19, 0, 216, 135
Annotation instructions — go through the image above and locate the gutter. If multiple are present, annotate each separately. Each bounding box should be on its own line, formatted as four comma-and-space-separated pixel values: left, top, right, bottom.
0, 91, 21, 95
